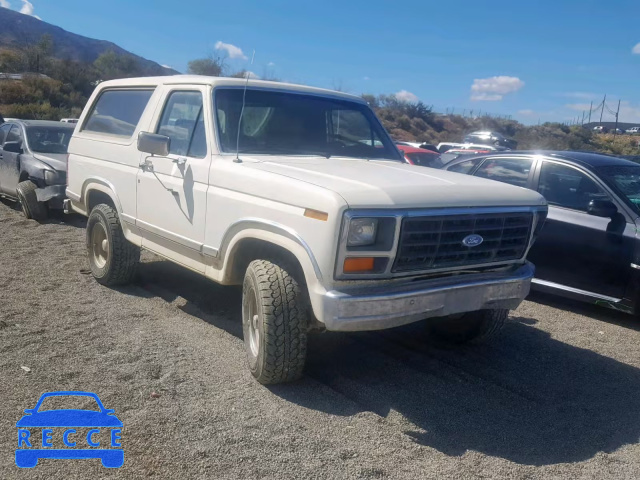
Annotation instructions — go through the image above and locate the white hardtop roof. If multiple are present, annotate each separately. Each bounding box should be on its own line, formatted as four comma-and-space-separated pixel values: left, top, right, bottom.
97, 75, 365, 103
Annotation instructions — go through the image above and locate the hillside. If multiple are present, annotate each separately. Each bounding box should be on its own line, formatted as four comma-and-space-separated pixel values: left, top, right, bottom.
365, 94, 640, 155
0, 7, 177, 75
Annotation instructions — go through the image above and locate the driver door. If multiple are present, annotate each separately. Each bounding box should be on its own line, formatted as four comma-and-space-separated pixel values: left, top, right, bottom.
0, 124, 24, 196
136, 87, 212, 272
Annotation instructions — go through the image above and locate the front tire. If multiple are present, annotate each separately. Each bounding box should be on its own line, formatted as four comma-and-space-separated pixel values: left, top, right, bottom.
429, 309, 508, 344
86, 204, 139, 286
242, 259, 308, 384
16, 180, 47, 221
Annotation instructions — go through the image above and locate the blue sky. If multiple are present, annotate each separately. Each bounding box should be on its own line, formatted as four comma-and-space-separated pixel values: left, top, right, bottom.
6, 0, 640, 124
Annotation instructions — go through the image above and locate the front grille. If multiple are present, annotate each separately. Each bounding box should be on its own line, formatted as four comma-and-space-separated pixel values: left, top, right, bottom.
393, 211, 533, 273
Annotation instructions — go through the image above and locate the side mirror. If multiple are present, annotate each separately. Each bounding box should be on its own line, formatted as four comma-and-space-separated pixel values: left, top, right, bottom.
137, 132, 170, 156
3, 141, 23, 154
588, 199, 617, 218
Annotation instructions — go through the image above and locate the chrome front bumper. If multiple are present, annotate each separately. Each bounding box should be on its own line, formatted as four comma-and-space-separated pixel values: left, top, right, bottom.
322, 262, 534, 331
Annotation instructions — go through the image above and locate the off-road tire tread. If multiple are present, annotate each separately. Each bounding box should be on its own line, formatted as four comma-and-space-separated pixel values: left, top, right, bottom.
431, 308, 508, 344
87, 204, 139, 286
469, 308, 507, 344
248, 259, 308, 384
16, 180, 47, 221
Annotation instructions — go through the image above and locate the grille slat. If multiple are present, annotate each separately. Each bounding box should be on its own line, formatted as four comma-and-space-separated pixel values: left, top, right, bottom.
393, 212, 533, 273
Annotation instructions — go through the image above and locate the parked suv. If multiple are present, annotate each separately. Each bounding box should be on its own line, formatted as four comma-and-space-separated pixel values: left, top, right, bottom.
66, 76, 547, 384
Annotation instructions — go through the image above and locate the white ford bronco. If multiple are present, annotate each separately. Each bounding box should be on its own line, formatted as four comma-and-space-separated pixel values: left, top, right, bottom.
66, 76, 547, 384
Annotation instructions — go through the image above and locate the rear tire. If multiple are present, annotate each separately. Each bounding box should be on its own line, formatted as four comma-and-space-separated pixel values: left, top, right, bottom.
429, 309, 508, 344
86, 204, 139, 286
16, 180, 47, 221
242, 259, 308, 384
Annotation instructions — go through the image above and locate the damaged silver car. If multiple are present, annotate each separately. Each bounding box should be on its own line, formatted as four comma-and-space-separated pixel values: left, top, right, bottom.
0, 119, 74, 221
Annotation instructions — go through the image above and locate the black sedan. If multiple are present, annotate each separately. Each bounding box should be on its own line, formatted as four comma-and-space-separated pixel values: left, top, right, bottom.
0, 119, 74, 221
443, 151, 640, 314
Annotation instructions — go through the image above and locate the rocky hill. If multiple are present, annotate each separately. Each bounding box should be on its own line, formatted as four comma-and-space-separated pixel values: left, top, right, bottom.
0, 7, 177, 75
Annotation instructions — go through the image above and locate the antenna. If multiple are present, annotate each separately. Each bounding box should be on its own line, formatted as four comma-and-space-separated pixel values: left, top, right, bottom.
234, 50, 256, 163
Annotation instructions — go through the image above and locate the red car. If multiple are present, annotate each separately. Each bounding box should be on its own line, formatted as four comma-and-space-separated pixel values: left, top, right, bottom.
396, 145, 441, 168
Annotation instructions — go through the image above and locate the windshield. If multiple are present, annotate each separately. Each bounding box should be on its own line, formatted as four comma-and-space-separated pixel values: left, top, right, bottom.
597, 165, 640, 214
37, 395, 100, 412
26, 126, 73, 154
215, 88, 401, 160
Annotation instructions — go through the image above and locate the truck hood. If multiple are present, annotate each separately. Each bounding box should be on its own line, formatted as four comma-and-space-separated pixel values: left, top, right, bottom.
243, 157, 546, 209
33, 153, 68, 172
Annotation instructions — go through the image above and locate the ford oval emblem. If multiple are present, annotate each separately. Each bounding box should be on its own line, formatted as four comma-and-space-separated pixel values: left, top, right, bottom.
462, 234, 484, 247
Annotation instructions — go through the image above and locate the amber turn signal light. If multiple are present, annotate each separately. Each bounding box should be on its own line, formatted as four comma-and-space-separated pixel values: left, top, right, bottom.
343, 257, 375, 273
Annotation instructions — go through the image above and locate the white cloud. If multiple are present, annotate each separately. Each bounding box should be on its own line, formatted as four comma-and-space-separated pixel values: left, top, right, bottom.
20, 0, 38, 17
161, 64, 172, 69
243, 71, 259, 79
566, 103, 592, 111
470, 75, 524, 101
0, 0, 10, 9
214, 41, 247, 60
395, 90, 419, 103
267, 62, 275, 67
518, 109, 536, 116
632, 43, 640, 54
563, 92, 599, 100
471, 93, 503, 101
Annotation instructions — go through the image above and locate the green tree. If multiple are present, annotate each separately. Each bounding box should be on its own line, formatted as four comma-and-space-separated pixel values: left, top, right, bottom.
94, 50, 142, 80
187, 55, 226, 76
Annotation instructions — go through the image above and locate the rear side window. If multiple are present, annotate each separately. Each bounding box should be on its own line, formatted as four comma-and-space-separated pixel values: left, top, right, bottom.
475, 157, 533, 187
447, 158, 483, 174
83, 89, 154, 137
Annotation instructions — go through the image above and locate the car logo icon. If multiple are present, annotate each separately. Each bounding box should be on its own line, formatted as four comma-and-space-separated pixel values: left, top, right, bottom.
15, 391, 123, 469
462, 234, 483, 247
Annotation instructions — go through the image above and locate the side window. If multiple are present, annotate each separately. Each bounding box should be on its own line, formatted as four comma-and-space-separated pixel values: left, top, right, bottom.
448, 158, 483, 174
83, 89, 154, 137
0, 124, 12, 145
329, 109, 382, 147
6, 125, 22, 143
538, 162, 610, 212
156, 91, 206, 158
475, 157, 533, 187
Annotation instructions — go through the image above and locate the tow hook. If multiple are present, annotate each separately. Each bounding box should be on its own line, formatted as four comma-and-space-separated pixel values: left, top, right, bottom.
63, 199, 72, 214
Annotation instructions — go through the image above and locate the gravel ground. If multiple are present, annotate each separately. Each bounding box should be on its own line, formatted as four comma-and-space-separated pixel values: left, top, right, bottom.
2, 198, 640, 479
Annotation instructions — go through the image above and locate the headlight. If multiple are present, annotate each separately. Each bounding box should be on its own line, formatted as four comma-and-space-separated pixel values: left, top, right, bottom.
44, 169, 60, 185
347, 218, 378, 247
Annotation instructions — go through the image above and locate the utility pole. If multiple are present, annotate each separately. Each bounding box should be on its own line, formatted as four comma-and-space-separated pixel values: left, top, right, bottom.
599, 95, 606, 126
588, 101, 593, 123
614, 99, 621, 138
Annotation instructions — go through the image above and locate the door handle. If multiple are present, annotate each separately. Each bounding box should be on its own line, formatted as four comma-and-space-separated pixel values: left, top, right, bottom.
173, 157, 187, 166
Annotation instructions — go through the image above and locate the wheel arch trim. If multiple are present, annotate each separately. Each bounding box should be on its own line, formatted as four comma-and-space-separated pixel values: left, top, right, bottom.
208, 218, 323, 282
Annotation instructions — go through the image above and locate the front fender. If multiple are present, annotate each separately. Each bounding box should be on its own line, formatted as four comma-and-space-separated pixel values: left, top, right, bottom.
209, 224, 327, 321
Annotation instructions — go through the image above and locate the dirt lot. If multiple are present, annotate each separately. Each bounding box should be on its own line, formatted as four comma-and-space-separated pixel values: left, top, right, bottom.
2, 199, 640, 479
